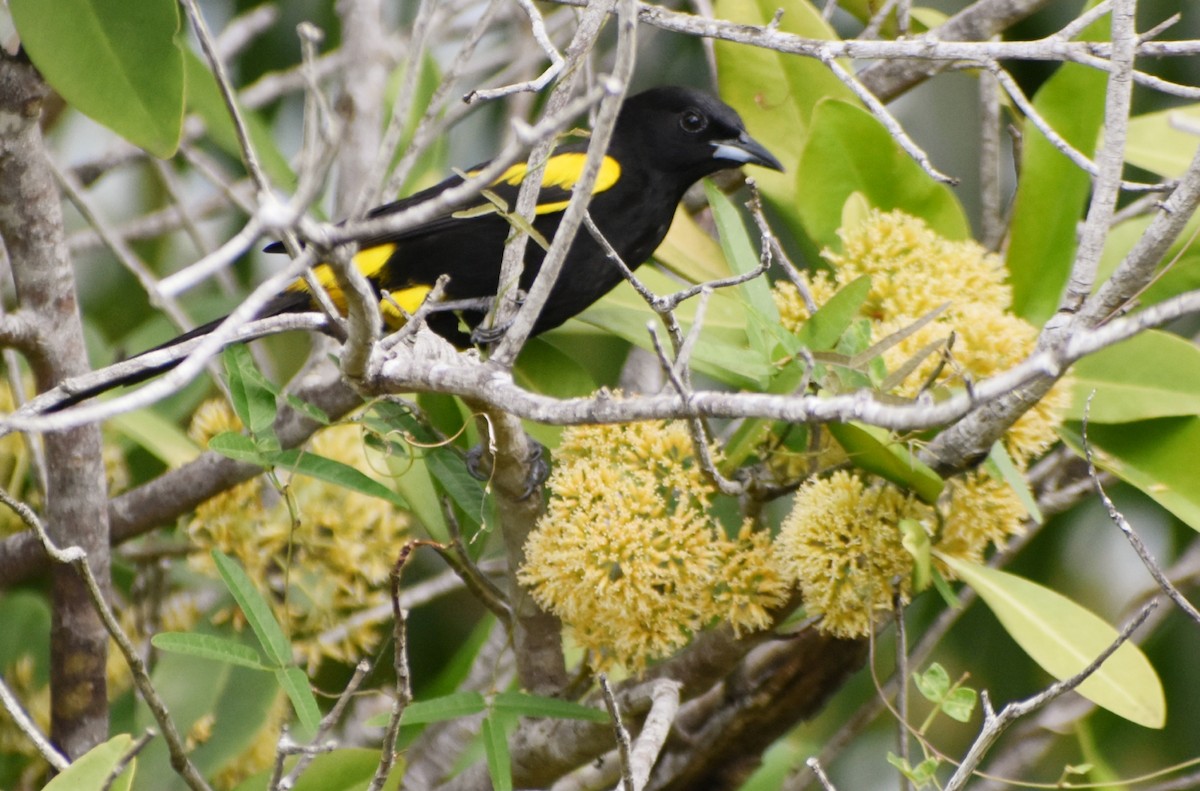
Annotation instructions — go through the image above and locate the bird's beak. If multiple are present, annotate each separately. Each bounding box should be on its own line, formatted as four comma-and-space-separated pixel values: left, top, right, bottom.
711, 130, 784, 172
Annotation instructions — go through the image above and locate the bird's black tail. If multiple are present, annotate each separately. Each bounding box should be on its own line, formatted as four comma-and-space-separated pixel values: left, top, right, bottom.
47, 315, 234, 412
48, 291, 314, 412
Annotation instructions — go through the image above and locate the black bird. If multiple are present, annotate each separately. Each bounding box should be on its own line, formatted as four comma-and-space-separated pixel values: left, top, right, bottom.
55, 85, 782, 408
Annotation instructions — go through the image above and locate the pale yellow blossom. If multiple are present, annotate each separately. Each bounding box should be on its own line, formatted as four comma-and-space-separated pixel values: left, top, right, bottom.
185, 400, 409, 667
775, 471, 929, 638
521, 420, 787, 671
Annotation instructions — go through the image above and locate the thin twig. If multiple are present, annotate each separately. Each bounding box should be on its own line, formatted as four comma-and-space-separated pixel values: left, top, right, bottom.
281, 659, 374, 787
806, 757, 839, 791
1082, 395, 1200, 626
0, 673, 68, 771
49, 161, 196, 332
819, 52, 956, 185
943, 600, 1159, 791
467, 0, 566, 103
366, 542, 418, 791
987, 63, 1166, 194
179, 0, 272, 196
978, 60, 1005, 250
894, 593, 911, 791
381, 0, 505, 202
861, 0, 900, 40
0, 487, 212, 791
101, 730, 156, 791
599, 674, 635, 791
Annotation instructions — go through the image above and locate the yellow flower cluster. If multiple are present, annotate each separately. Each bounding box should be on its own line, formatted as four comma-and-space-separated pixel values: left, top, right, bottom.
185, 399, 409, 668
776, 470, 1026, 637
773, 209, 1068, 464
519, 421, 789, 671
769, 210, 1064, 637
775, 471, 920, 637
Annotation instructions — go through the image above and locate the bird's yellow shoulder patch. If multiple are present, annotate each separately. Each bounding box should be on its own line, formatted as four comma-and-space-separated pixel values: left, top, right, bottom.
469, 154, 621, 216
494, 152, 620, 192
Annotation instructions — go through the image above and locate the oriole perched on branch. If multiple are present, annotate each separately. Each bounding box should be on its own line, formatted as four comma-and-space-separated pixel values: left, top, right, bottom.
57, 85, 781, 408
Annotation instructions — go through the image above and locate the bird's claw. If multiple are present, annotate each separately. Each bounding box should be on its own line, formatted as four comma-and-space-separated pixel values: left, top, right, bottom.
465, 439, 549, 500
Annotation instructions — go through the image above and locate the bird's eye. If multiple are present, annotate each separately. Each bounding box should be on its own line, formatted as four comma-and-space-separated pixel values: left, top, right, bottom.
679, 108, 707, 133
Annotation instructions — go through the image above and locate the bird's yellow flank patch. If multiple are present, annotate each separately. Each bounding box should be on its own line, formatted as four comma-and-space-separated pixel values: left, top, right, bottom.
288, 243, 400, 312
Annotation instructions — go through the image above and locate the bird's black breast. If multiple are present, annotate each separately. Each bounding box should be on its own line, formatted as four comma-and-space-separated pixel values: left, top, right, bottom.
524, 163, 682, 334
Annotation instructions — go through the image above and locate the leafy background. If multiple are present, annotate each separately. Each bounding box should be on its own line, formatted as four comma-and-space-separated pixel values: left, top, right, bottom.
4, 0, 1200, 789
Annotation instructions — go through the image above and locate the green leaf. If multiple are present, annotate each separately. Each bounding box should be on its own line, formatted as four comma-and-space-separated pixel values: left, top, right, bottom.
886, 753, 939, 789
1069, 331, 1200, 422
284, 393, 332, 427
232, 748, 403, 791
515, 336, 601, 398
207, 431, 266, 464
398, 691, 487, 725
941, 556, 1165, 728
704, 181, 778, 326
930, 566, 960, 609
1124, 103, 1200, 178
579, 271, 773, 388
11, 0, 184, 157
912, 663, 951, 701
211, 550, 292, 668
482, 714, 513, 791
108, 408, 201, 467
224, 345, 278, 441
715, 0, 856, 250
705, 181, 784, 365
827, 421, 944, 502
795, 99, 968, 252
491, 691, 609, 722
388, 454, 450, 542
44, 734, 134, 791
900, 518, 932, 592
150, 632, 269, 671
424, 448, 486, 529
656, 206, 731, 283
1006, 16, 1109, 323
941, 687, 977, 723
184, 50, 296, 189
794, 275, 872, 352
270, 448, 408, 509
1061, 417, 1200, 531
984, 442, 1043, 524
275, 666, 322, 734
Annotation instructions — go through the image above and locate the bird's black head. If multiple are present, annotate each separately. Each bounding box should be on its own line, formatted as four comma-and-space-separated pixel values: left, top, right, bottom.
615, 86, 783, 181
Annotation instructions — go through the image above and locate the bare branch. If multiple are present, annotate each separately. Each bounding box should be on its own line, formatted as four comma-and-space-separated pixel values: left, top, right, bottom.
0, 673, 68, 772
467, 0, 566, 103
599, 675, 635, 791
0, 487, 211, 790
367, 542, 419, 791
1083, 396, 1200, 626
943, 600, 1158, 791
1053, 0, 1139, 315
625, 680, 681, 790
